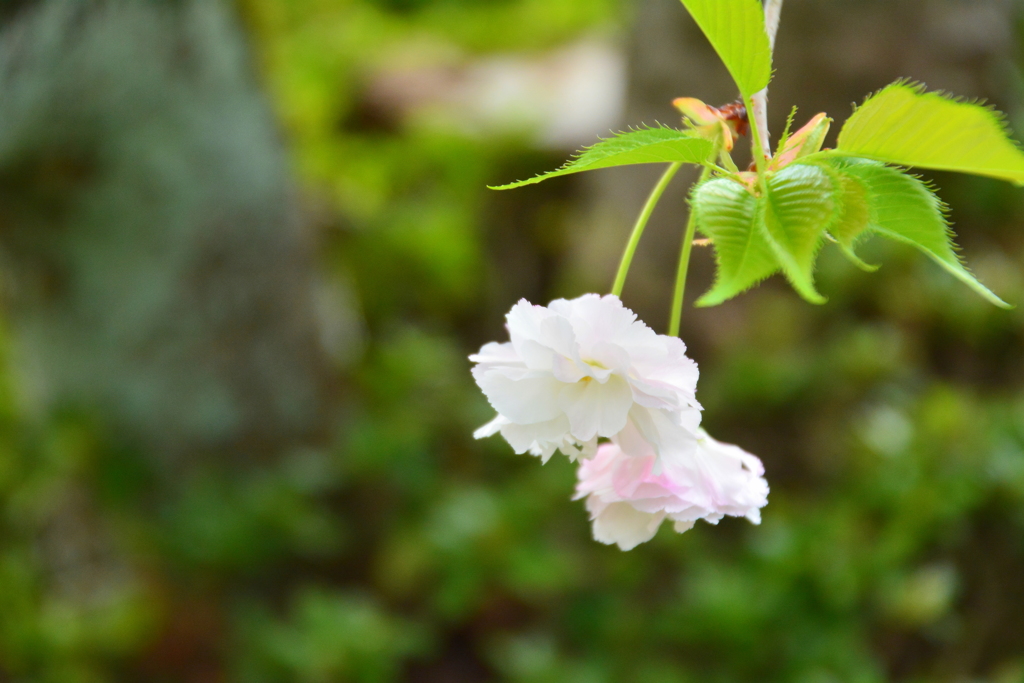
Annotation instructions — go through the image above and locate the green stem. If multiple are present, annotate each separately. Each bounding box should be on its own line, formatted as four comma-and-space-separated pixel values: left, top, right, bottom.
611, 162, 682, 297
668, 164, 713, 337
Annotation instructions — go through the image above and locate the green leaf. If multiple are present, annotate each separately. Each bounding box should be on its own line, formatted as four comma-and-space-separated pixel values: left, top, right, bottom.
694, 166, 842, 307
827, 169, 879, 272
678, 0, 773, 98
693, 178, 779, 307
489, 127, 714, 189
762, 165, 837, 304
838, 160, 1011, 308
836, 82, 1024, 185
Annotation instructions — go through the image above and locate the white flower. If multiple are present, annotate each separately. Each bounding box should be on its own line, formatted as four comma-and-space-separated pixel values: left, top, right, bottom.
471, 294, 701, 461
574, 430, 769, 551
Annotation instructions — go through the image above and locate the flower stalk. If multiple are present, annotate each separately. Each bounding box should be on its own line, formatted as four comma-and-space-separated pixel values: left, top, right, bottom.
668, 164, 712, 337
611, 162, 683, 297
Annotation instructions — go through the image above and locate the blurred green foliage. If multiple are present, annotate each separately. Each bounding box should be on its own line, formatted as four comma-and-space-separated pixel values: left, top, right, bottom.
2, 0, 1024, 681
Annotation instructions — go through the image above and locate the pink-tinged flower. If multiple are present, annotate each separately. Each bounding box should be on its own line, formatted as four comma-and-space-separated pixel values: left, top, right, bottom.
575, 431, 769, 551
471, 294, 701, 461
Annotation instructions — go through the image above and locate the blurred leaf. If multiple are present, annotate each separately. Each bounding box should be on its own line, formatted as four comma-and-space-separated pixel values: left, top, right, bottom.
238, 589, 428, 683
164, 470, 342, 571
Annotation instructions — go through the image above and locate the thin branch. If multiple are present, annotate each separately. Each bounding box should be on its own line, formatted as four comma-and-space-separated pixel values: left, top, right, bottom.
751, 0, 783, 161
764, 0, 783, 50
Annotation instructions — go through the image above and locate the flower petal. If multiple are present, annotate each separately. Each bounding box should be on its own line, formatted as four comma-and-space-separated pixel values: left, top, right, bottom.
474, 415, 507, 439
588, 501, 665, 551
475, 370, 564, 425
624, 406, 702, 457
551, 353, 588, 383
469, 341, 521, 365
587, 341, 631, 378
559, 374, 633, 441
498, 416, 571, 460
576, 429, 768, 550
672, 520, 696, 534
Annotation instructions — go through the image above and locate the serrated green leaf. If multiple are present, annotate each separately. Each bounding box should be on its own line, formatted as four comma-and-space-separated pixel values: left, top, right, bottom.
489, 127, 714, 189
693, 178, 779, 307
839, 161, 1010, 308
678, 0, 773, 98
827, 169, 879, 272
762, 164, 837, 304
836, 82, 1024, 185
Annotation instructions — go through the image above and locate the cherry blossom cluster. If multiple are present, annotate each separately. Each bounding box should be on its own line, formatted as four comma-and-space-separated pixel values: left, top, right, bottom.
472, 294, 768, 550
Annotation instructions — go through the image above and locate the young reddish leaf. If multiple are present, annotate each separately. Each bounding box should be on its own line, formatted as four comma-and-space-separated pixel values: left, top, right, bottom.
674, 97, 736, 151
770, 114, 831, 171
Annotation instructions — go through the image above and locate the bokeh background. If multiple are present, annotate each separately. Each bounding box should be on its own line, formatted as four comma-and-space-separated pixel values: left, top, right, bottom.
1, 0, 1023, 681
